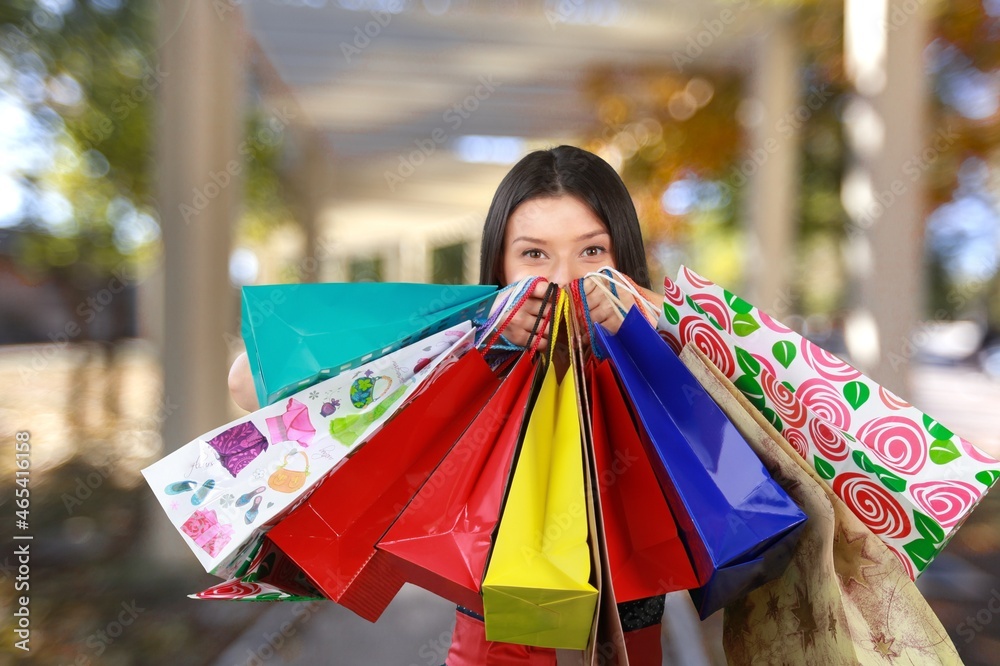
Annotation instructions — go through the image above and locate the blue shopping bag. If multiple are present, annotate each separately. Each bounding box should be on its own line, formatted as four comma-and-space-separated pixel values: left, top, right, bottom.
241, 282, 499, 405
596, 308, 807, 618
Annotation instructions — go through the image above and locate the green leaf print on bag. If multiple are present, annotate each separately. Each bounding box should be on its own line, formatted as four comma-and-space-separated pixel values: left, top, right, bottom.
329, 384, 408, 446
976, 470, 1000, 486
814, 456, 836, 480
851, 450, 907, 493
735, 346, 761, 377
929, 439, 962, 465
723, 289, 754, 315
761, 407, 783, 432
772, 340, 796, 369
843, 381, 870, 410
913, 510, 945, 545
902, 537, 938, 572
922, 414, 954, 440
732, 313, 760, 337
734, 374, 766, 411
662, 303, 680, 326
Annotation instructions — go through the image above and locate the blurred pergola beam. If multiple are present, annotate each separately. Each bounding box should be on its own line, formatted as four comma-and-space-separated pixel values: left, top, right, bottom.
745, 16, 800, 317
842, 0, 927, 396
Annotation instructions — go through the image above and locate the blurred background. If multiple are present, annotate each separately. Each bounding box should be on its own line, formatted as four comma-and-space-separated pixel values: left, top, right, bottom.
1, 0, 1000, 664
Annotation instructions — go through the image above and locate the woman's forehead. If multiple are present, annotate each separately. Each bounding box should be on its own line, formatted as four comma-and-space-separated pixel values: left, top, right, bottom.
505, 195, 608, 241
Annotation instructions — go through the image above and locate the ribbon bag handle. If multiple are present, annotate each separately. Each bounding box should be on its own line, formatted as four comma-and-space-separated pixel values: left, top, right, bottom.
481, 276, 549, 354
583, 267, 659, 325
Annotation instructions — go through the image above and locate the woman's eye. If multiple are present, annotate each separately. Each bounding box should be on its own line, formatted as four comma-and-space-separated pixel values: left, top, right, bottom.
522, 249, 545, 259
583, 246, 607, 257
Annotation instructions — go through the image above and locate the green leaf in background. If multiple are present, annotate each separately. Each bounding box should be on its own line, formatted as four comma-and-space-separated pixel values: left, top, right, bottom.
773, 340, 796, 368
923, 415, 954, 440
976, 470, 1000, 487
913, 510, 945, 544
733, 313, 760, 337
735, 346, 761, 377
929, 439, 961, 465
724, 289, 754, 314
843, 381, 870, 410
814, 456, 836, 480
662, 303, 680, 325
762, 407, 783, 432
903, 537, 937, 572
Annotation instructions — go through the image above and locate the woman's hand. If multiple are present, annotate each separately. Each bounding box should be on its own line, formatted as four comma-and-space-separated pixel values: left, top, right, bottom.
489, 280, 553, 352
228, 352, 260, 412
582, 278, 665, 336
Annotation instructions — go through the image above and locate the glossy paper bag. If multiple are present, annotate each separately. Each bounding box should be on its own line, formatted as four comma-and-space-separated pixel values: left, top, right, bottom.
597, 308, 806, 619
267, 342, 504, 622
376, 351, 542, 613
481, 291, 599, 650
242, 281, 499, 405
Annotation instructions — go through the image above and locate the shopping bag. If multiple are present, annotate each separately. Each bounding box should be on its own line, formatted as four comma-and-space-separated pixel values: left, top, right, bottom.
596, 307, 807, 619
267, 332, 507, 622
659, 265, 1000, 577
680, 343, 962, 665
376, 281, 557, 614
481, 290, 599, 650
588, 357, 700, 602
193, 537, 324, 602
242, 281, 500, 405
141, 321, 475, 577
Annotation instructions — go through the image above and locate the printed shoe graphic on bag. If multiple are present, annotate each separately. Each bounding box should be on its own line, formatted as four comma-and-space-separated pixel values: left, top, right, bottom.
207, 421, 269, 477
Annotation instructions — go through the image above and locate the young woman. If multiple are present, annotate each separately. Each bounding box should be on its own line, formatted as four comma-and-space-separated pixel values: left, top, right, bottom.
446, 145, 666, 665
227, 145, 667, 664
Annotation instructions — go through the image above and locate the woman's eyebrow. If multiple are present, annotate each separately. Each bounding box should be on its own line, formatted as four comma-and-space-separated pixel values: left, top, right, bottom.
576, 230, 610, 241
511, 236, 547, 244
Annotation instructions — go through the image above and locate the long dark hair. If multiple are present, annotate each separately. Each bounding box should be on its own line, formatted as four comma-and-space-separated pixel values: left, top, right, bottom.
478, 145, 652, 289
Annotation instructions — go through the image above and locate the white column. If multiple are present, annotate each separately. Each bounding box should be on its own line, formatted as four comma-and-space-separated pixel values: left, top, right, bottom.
158, 3, 246, 446
744, 17, 800, 318
842, 0, 927, 396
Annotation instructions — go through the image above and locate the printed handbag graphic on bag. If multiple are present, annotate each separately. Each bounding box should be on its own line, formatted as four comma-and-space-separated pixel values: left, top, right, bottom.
268, 451, 309, 494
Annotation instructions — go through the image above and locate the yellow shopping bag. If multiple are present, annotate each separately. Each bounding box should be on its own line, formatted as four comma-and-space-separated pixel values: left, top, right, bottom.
481, 290, 599, 650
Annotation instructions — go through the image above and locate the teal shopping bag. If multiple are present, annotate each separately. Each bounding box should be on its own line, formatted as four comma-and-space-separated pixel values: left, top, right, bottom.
242, 282, 499, 405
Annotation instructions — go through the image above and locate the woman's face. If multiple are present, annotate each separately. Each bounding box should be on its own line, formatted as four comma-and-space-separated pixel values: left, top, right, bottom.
501, 194, 616, 287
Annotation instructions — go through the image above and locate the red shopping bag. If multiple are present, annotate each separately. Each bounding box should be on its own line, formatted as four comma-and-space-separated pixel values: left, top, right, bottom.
589, 355, 701, 601
376, 351, 543, 613
267, 346, 504, 622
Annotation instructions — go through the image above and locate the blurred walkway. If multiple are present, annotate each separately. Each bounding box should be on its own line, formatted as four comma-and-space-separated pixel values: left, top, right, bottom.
1, 342, 998, 664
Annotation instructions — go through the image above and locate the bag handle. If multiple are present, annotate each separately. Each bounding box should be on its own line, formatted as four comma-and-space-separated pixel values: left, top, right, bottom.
583, 267, 659, 325
530, 282, 559, 358
547, 288, 572, 368
280, 450, 309, 473
480, 276, 548, 354
477, 278, 534, 346
570, 277, 605, 360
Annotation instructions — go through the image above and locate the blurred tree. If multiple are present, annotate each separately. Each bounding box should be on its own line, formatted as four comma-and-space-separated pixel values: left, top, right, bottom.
580, 0, 1000, 322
